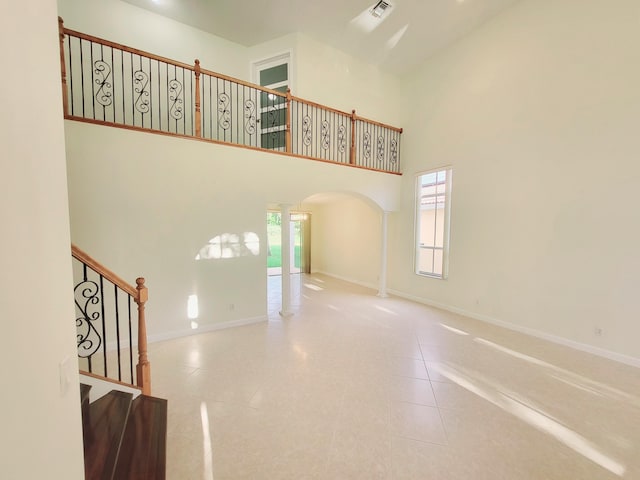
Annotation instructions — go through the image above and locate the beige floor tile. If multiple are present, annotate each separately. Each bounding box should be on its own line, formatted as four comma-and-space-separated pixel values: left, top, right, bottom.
146, 273, 640, 479
390, 401, 448, 445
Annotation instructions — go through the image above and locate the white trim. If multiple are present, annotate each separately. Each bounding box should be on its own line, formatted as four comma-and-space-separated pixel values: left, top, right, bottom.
315, 271, 378, 291
387, 288, 640, 369
251, 50, 294, 91
147, 315, 268, 344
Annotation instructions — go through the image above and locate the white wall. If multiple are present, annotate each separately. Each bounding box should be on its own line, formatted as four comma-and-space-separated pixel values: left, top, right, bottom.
0, 1, 84, 478
295, 34, 403, 126
307, 197, 382, 288
65, 122, 401, 339
390, 0, 640, 361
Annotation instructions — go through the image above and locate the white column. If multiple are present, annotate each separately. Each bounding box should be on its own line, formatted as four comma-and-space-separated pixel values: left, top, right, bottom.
377, 211, 389, 298
280, 204, 293, 317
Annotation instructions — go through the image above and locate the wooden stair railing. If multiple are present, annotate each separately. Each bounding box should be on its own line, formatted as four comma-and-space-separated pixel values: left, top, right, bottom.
72, 244, 151, 395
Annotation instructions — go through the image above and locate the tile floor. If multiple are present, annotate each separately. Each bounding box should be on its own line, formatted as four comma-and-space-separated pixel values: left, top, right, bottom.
149, 274, 640, 479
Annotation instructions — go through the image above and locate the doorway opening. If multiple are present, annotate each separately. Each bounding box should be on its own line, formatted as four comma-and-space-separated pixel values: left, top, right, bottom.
252, 53, 292, 152
266, 211, 310, 276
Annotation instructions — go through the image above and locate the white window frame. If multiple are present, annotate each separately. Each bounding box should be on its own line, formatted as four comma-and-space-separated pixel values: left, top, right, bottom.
251, 52, 293, 151
415, 167, 452, 279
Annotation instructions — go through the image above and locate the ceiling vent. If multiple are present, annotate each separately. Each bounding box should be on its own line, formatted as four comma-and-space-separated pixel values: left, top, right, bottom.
370, 0, 392, 18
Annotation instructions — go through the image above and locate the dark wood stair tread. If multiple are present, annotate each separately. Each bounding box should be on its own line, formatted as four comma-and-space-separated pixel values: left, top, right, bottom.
84, 390, 133, 480
113, 395, 168, 480
80, 383, 92, 404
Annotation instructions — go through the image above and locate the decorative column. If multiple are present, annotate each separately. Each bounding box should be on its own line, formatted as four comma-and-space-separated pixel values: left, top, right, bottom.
280, 204, 293, 317
377, 211, 389, 298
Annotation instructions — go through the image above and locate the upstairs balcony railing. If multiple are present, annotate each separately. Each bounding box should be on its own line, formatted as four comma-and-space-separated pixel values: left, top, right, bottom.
58, 18, 402, 174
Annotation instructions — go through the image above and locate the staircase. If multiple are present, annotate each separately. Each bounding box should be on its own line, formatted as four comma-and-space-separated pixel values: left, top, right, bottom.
81, 382, 167, 480
72, 245, 167, 479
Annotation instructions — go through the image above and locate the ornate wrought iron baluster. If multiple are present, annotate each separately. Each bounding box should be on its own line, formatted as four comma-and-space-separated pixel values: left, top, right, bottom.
321, 119, 330, 152
363, 130, 372, 164
168, 78, 184, 121
377, 134, 385, 163
133, 69, 150, 115
74, 278, 102, 360
93, 59, 112, 110
391, 136, 399, 170
244, 98, 256, 136
302, 115, 312, 148
218, 91, 231, 134
338, 124, 347, 156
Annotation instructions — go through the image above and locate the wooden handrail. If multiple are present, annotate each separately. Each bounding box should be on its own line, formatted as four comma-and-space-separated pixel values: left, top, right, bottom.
62, 27, 196, 72
71, 244, 137, 297
290, 95, 403, 133
61, 21, 401, 131
353, 115, 404, 134
199, 66, 288, 97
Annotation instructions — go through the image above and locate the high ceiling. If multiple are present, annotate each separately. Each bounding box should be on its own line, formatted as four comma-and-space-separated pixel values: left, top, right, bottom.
122, 0, 521, 75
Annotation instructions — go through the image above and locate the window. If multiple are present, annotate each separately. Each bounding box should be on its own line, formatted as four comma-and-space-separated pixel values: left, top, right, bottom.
252, 53, 291, 151
416, 167, 452, 278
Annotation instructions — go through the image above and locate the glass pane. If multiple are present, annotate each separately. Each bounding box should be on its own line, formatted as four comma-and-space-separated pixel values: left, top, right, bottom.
260, 90, 286, 106
418, 248, 434, 274
434, 204, 445, 248
267, 213, 282, 268
260, 108, 286, 128
261, 130, 286, 149
421, 184, 437, 198
433, 249, 444, 276
437, 173, 447, 194
260, 64, 288, 86
419, 209, 436, 248
293, 220, 301, 273
421, 172, 437, 186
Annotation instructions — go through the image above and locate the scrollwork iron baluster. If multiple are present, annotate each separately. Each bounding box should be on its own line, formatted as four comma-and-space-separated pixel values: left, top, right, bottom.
338, 125, 347, 154
133, 70, 150, 114
363, 131, 371, 160
244, 99, 256, 135
390, 138, 398, 164
74, 280, 102, 358
377, 135, 385, 163
302, 115, 312, 147
267, 106, 278, 128
321, 120, 330, 150
94, 60, 112, 107
218, 92, 231, 130
168, 79, 184, 120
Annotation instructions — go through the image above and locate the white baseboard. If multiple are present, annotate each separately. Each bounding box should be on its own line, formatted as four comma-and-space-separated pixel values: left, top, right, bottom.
387, 288, 640, 369
314, 271, 378, 291
147, 315, 268, 344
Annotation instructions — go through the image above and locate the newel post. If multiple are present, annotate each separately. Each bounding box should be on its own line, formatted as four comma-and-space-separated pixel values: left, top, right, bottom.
135, 277, 151, 396
285, 88, 292, 153
194, 59, 202, 138
350, 109, 357, 165
58, 17, 69, 117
